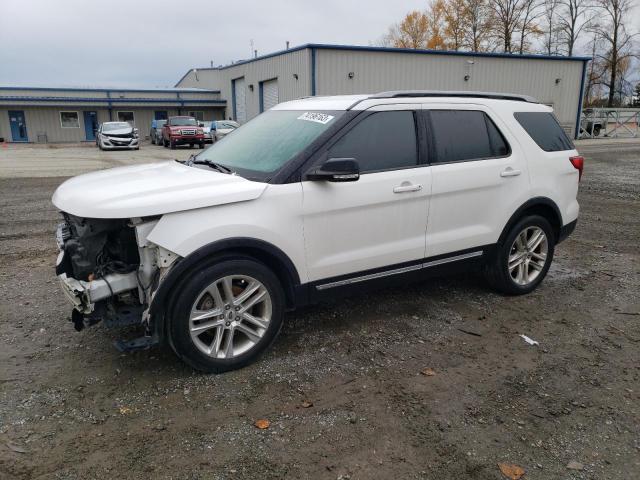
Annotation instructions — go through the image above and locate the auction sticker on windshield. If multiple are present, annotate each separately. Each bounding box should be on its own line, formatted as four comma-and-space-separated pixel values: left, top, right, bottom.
297, 112, 334, 125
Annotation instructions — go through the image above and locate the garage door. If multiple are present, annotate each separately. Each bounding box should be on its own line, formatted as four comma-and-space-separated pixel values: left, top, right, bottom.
262, 79, 279, 112
233, 77, 246, 123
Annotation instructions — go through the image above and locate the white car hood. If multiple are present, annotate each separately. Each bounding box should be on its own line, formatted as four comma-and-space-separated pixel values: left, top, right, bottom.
52, 161, 267, 219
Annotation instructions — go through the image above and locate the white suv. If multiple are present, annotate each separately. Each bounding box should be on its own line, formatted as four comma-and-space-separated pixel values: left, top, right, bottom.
52, 91, 583, 372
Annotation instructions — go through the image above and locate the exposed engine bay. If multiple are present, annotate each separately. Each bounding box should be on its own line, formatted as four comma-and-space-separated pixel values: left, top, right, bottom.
55, 213, 179, 349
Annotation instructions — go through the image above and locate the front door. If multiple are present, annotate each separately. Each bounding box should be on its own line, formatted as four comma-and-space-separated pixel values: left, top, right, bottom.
83, 111, 98, 141
8, 111, 28, 142
302, 106, 431, 283
424, 106, 530, 257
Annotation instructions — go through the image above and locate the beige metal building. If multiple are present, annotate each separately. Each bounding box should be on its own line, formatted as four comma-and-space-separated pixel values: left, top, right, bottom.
0, 87, 224, 143
176, 44, 589, 138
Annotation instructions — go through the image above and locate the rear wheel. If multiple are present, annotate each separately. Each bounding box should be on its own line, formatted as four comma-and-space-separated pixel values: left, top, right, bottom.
168, 257, 285, 373
484, 215, 555, 295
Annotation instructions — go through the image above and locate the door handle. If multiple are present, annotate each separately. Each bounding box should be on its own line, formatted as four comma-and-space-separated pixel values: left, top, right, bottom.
500, 168, 521, 177
393, 184, 423, 193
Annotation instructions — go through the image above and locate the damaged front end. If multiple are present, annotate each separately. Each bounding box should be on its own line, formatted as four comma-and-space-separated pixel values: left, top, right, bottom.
55, 213, 179, 351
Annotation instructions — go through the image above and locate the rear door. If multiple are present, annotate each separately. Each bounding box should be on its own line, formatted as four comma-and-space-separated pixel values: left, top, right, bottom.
424, 105, 530, 257
302, 105, 432, 283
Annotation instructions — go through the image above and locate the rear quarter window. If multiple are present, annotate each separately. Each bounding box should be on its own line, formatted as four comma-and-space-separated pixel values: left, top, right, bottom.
514, 112, 574, 152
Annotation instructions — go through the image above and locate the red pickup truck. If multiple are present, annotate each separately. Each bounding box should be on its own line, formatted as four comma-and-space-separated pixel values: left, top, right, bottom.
162, 116, 205, 149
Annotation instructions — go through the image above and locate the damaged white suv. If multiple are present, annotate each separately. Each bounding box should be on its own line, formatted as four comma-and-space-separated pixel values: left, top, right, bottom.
53, 91, 583, 372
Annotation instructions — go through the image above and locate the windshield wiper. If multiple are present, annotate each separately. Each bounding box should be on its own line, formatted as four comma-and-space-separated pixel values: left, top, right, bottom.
191, 158, 233, 174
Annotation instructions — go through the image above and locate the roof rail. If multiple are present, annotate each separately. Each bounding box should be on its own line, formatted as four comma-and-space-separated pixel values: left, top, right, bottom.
368, 90, 539, 103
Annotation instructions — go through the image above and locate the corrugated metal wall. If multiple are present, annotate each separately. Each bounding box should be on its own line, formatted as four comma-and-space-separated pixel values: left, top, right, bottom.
315, 49, 584, 134
177, 49, 312, 122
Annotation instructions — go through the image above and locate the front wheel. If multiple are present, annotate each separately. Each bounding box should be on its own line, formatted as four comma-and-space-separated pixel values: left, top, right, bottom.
168, 257, 285, 373
484, 215, 555, 295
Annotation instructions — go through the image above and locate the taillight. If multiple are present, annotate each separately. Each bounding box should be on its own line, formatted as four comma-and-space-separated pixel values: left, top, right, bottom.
570, 155, 584, 181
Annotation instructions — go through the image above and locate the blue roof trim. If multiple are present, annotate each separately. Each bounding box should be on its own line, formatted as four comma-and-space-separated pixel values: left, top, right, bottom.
0, 96, 226, 104
0, 86, 220, 94
175, 43, 591, 86
306, 43, 591, 62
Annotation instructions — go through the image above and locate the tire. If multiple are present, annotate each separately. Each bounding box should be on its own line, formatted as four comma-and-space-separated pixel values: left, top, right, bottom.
484, 215, 555, 295
151, 134, 156, 145
189, 143, 194, 148
593, 126, 601, 137
168, 257, 285, 373
199, 142, 205, 149
163, 138, 168, 148
170, 140, 176, 150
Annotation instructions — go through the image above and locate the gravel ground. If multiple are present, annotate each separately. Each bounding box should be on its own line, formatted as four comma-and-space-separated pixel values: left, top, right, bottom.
0, 142, 639, 480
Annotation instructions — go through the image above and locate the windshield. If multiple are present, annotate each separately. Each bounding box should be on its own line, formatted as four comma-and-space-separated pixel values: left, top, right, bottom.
169, 117, 198, 126
156, 120, 167, 127
196, 110, 343, 177
103, 122, 131, 132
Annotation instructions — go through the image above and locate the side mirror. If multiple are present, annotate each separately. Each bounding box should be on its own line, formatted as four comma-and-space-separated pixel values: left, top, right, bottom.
307, 158, 360, 182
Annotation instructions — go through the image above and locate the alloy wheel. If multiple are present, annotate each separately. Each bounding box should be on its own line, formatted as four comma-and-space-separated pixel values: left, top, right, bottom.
508, 226, 548, 286
189, 275, 272, 359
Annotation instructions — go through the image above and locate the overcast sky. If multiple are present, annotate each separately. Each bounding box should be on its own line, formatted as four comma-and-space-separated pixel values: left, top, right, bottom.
0, 0, 427, 88
1, 0, 637, 89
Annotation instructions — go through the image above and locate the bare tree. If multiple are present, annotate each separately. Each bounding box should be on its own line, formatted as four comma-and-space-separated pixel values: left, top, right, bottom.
517, 0, 544, 54
463, 0, 494, 51
542, 0, 561, 54
591, 0, 638, 106
557, 0, 591, 56
488, 0, 525, 52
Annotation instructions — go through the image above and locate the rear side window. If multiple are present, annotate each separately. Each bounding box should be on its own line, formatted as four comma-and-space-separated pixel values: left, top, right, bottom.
429, 110, 510, 163
514, 112, 574, 152
328, 111, 418, 173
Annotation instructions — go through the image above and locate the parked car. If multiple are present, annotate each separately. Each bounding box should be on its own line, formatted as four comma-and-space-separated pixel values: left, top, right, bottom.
96, 122, 139, 150
150, 119, 167, 144
212, 120, 239, 141
52, 91, 582, 373
161, 116, 205, 149
200, 121, 214, 143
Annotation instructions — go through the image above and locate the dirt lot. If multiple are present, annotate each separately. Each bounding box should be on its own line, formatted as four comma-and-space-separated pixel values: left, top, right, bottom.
1, 141, 639, 480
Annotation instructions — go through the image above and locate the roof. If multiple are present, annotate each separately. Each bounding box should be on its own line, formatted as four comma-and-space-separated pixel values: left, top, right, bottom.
273, 95, 370, 111
272, 91, 546, 112
176, 43, 591, 85
0, 86, 219, 93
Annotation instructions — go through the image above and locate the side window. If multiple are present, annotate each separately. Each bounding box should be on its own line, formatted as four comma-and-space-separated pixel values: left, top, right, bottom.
514, 112, 574, 152
328, 111, 418, 173
429, 110, 509, 163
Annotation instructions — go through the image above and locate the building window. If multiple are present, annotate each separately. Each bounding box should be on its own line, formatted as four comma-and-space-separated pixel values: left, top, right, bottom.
188, 111, 204, 121
60, 111, 80, 128
117, 111, 135, 125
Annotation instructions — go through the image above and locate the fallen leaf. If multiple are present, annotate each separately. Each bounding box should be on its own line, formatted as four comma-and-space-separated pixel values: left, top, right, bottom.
301, 400, 313, 408
119, 406, 132, 415
566, 460, 584, 470
254, 419, 270, 429
421, 368, 436, 376
6, 442, 28, 454
498, 462, 525, 479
